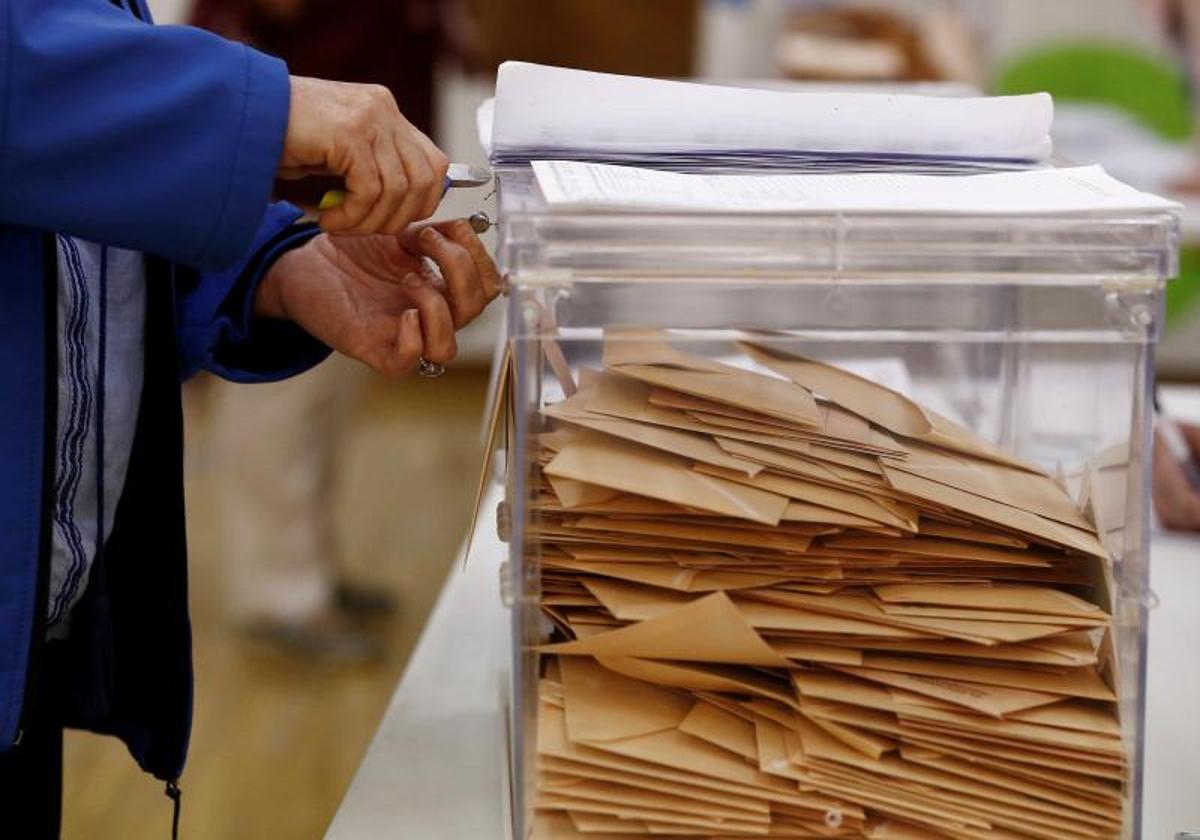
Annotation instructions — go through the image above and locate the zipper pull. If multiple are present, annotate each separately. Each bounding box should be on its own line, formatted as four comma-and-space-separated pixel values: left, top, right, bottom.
164, 779, 182, 840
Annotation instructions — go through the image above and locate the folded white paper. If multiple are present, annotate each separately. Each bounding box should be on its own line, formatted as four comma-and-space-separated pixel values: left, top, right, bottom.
491, 62, 1055, 170
532, 160, 1181, 216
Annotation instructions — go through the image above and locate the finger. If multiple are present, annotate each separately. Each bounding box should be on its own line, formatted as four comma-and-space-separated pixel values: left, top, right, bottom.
356, 133, 409, 235
391, 132, 439, 232
412, 225, 487, 327
1180, 421, 1200, 457
380, 309, 424, 379
435, 219, 503, 299
318, 147, 382, 233
402, 273, 457, 364
414, 129, 450, 220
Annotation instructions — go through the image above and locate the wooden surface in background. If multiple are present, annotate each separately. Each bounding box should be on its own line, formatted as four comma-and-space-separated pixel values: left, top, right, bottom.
62, 368, 491, 840
472, 0, 700, 77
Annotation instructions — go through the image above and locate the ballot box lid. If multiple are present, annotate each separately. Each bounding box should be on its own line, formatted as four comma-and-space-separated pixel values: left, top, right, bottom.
493, 165, 1179, 286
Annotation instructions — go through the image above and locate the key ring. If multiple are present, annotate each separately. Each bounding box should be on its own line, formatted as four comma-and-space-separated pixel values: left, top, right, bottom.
418, 358, 445, 378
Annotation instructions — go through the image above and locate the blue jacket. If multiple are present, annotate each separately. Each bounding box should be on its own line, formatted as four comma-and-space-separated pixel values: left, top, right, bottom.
0, 0, 329, 781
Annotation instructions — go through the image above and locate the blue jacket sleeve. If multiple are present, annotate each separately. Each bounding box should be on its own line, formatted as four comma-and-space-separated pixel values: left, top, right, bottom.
176, 201, 331, 383
0, 0, 290, 270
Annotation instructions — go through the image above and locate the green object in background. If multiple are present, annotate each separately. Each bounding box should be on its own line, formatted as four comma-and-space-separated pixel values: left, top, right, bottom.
998, 41, 1198, 328
1171, 247, 1200, 328
995, 41, 1193, 141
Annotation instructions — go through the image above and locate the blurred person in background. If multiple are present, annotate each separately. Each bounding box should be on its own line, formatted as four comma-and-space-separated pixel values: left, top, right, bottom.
1141, 0, 1200, 529
191, 0, 475, 659
0, 0, 500, 836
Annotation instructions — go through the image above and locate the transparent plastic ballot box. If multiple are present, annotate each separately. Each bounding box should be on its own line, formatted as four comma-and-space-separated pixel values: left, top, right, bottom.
493, 164, 1178, 839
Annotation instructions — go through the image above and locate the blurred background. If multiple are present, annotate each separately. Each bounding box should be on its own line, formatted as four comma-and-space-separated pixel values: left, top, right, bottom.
67, 1, 1200, 837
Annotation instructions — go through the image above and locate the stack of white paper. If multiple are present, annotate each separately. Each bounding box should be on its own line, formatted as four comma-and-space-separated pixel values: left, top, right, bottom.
488, 62, 1055, 173
531, 161, 1182, 216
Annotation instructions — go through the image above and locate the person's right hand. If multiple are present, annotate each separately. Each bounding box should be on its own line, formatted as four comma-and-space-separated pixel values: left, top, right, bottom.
1153, 421, 1200, 530
280, 76, 450, 235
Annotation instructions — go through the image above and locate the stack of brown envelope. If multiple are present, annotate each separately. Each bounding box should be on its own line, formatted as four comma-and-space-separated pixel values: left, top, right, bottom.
516, 332, 1125, 839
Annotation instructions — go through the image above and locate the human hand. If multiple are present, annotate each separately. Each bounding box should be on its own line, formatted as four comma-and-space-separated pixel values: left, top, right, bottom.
254, 221, 502, 377
281, 76, 450, 235
1153, 420, 1200, 530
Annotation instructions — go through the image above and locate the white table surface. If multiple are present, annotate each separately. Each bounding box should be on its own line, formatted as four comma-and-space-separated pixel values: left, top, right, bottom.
326, 392, 1200, 840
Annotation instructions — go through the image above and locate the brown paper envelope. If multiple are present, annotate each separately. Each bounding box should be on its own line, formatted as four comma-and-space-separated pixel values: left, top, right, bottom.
782, 500, 882, 528
834, 636, 1098, 668
602, 330, 735, 374
586, 369, 829, 457
755, 718, 808, 781
649, 388, 827, 442
893, 703, 1122, 756
712, 437, 871, 485
536, 791, 770, 834
544, 399, 766, 476
570, 515, 814, 554
813, 460, 895, 492
808, 444, 885, 476
917, 520, 1028, 548
881, 466, 1107, 559
829, 665, 1064, 717
695, 462, 915, 530
732, 597, 936, 640
806, 761, 1109, 839
580, 577, 709, 621
545, 430, 789, 525
873, 583, 1106, 618
899, 747, 1124, 815
683, 409, 820, 441
739, 342, 1038, 474
538, 776, 772, 825
595, 655, 799, 711
897, 728, 1127, 790
543, 593, 605, 608
795, 770, 984, 833
807, 715, 895, 761
613, 364, 821, 429
565, 546, 690, 564
546, 592, 793, 668
738, 699, 804, 737
802, 735, 1116, 834
559, 812, 651, 835
791, 670, 899, 714
546, 557, 791, 593
531, 811, 639, 840
547, 474, 625, 508
553, 667, 795, 791
742, 589, 1070, 645
558, 655, 694, 744
764, 640, 864, 666
1007, 701, 1121, 736
679, 700, 760, 762
538, 700, 818, 809
821, 536, 1056, 568
864, 818, 946, 840
539, 756, 769, 816
873, 602, 1108, 629
890, 441, 1093, 532
897, 726, 1126, 779
858, 654, 1115, 701
900, 737, 1126, 806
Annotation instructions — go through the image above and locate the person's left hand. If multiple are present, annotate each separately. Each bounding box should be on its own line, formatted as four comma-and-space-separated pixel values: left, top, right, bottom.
254, 221, 502, 377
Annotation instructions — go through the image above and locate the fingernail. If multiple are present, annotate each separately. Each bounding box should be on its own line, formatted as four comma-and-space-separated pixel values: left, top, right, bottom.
403, 273, 424, 289
404, 309, 419, 327
420, 226, 441, 244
